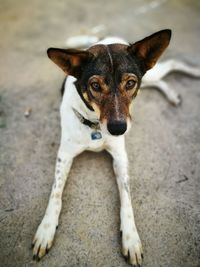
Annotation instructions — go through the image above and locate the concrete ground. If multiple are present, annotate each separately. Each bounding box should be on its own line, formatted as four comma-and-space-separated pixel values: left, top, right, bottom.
0, 0, 200, 266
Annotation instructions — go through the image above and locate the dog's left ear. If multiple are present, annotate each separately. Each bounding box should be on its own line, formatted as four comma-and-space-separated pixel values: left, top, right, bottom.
128, 29, 171, 72
47, 48, 93, 78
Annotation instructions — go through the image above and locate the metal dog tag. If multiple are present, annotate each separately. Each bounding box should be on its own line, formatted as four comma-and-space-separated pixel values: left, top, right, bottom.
91, 131, 102, 140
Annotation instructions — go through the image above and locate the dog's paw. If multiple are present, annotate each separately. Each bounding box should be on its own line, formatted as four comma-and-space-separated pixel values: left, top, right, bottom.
121, 230, 143, 266
32, 218, 57, 261
169, 92, 182, 106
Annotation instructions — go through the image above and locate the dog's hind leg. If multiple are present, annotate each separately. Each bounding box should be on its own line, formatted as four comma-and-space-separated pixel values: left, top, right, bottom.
143, 59, 200, 83
141, 59, 200, 105
107, 137, 143, 266
32, 143, 80, 261
142, 80, 182, 106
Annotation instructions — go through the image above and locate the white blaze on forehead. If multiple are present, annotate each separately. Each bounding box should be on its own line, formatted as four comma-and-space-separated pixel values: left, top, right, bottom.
114, 94, 122, 120
105, 45, 114, 73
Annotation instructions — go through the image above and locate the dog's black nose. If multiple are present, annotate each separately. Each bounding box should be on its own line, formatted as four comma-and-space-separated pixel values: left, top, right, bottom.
107, 121, 127, 136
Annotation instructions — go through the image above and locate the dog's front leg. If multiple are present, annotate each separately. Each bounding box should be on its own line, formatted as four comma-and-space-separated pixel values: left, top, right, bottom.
107, 138, 143, 266
32, 145, 76, 260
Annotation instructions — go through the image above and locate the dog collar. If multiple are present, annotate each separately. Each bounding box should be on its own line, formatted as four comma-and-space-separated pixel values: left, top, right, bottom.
72, 108, 100, 130
72, 108, 102, 140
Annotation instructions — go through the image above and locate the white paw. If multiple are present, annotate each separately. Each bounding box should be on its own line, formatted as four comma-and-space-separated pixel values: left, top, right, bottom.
163, 87, 182, 106
169, 92, 182, 106
32, 217, 57, 261
121, 230, 143, 266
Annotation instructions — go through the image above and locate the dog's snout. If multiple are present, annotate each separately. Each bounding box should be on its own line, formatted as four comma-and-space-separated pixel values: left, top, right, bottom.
107, 120, 127, 136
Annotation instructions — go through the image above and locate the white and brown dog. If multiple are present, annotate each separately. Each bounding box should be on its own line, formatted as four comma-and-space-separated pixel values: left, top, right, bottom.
32, 30, 200, 266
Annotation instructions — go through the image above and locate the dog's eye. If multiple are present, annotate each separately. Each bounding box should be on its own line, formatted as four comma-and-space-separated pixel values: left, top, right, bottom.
91, 82, 101, 92
126, 79, 136, 90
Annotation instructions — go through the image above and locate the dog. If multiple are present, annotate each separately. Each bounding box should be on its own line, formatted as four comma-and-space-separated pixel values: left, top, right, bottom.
32, 29, 200, 266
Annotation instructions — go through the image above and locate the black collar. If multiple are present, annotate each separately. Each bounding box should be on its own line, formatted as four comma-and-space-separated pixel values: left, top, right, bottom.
73, 108, 100, 130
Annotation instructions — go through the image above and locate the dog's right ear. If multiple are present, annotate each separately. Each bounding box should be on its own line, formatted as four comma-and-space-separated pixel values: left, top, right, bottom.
128, 29, 171, 72
47, 48, 93, 78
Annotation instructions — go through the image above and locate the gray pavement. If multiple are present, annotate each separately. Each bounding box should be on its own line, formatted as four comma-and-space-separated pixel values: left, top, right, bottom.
0, 0, 200, 266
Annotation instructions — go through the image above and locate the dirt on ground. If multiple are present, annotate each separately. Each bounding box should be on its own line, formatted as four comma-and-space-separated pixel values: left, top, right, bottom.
0, 0, 200, 266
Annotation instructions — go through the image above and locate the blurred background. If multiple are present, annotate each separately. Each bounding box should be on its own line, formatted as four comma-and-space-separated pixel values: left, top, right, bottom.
0, 0, 200, 266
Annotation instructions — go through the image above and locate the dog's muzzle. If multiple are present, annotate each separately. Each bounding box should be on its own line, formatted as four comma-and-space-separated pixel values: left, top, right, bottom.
107, 120, 127, 136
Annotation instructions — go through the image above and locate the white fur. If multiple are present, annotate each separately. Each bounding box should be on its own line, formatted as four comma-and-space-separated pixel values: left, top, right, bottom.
32, 37, 200, 264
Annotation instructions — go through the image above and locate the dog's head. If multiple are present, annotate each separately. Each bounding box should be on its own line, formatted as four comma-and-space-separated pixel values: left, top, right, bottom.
47, 29, 171, 136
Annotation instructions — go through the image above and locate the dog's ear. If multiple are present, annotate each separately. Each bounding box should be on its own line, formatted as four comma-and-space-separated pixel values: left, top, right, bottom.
128, 29, 171, 71
47, 48, 93, 77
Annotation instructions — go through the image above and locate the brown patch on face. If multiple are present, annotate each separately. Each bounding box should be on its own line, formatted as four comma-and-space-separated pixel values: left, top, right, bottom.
84, 75, 109, 106
99, 93, 130, 123
91, 102, 100, 118
88, 73, 139, 124
83, 92, 90, 103
119, 73, 139, 98
89, 75, 109, 95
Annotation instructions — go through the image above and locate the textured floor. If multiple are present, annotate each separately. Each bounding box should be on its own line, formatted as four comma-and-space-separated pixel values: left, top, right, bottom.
0, 0, 200, 266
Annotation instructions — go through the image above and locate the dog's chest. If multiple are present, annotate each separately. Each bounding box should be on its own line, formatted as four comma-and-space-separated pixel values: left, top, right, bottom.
63, 114, 105, 152
71, 119, 105, 151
